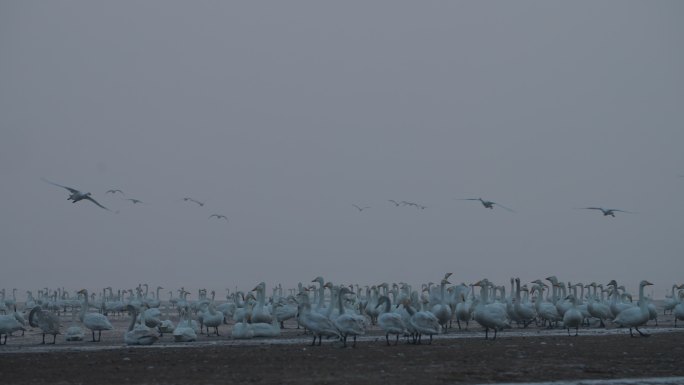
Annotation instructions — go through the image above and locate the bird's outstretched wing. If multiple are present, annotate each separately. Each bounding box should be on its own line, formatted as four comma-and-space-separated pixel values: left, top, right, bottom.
455, 198, 479, 201
352, 204, 363, 211
608, 208, 635, 214
41, 178, 80, 194
493, 202, 516, 213
388, 200, 400, 206
84, 196, 113, 212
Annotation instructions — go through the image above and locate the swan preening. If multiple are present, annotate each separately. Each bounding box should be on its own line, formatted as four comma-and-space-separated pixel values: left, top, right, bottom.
1, 277, 677, 347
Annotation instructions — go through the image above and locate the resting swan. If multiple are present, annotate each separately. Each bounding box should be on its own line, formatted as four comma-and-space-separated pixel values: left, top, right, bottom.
124, 305, 158, 345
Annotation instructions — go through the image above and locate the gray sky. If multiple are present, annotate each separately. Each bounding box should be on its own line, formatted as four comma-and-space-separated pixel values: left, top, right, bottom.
1, 1, 682, 298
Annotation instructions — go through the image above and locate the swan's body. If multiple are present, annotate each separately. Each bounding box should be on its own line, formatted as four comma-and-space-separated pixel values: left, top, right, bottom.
28, 307, 61, 344
376, 296, 407, 345
78, 289, 113, 342
0, 315, 26, 344
473, 280, 510, 340
296, 293, 341, 346
613, 280, 653, 337
562, 295, 583, 336
124, 305, 158, 346
42, 178, 113, 211
459, 197, 515, 212
333, 287, 365, 347
173, 308, 198, 342
578, 207, 632, 217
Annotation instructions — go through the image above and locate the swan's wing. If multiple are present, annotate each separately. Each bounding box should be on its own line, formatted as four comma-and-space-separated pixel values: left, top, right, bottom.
578, 207, 603, 211
84, 196, 113, 211
493, 202, 515, 212
41, 178, 80, 194
609, 209, 634, 214
352, 204, 362, 211
455, 198, 479, 201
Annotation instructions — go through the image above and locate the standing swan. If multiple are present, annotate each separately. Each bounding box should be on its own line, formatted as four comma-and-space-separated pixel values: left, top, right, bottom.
77, 289, 113, 342
28, 307, 61, 344
613, 280, 653, 337
376, 295, 408, 345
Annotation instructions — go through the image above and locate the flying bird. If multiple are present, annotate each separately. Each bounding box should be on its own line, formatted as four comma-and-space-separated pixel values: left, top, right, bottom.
182, 197, 204, 207
457, 197, 515, 212
209, 214, 228, 221
123, 198, 145, 205
388, 200, 401, 207
352, 204, 370, 212
41, 178, 114, 212
576, 207, 634, 217
105, 189, 125, 196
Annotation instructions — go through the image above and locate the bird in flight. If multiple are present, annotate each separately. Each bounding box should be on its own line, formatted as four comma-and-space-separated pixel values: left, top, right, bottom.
41, 178, 114, 212
352, 204, 370, 212
105, 189, 125, 196
388, 200, 401, 207
209, 214, 228, 221
576, 207, 633, 217
182, 197, 204, 207
457, 197, 515, 212
123, 198, 145, 205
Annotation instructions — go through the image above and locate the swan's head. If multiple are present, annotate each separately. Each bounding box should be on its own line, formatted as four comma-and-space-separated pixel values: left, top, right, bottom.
639, 280, 653, 287
312, 276, 324, 284
607, 280, 618, 286
444, 272, 453, 280
545, 276, 558, 283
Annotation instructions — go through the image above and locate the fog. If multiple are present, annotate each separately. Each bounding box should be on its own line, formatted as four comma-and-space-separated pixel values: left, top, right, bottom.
1, 1, 682, 298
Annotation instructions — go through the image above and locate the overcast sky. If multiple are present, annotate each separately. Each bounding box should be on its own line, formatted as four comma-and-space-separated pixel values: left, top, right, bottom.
1, 1, 682, 299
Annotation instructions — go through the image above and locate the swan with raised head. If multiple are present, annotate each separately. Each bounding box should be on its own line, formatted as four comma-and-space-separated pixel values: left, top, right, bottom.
376, 295, 407, 345
613, 280, 653, 337
77, 289, 113, 342
562, 294, 583, 336
431, 275, 452, 333
296, 292, 341, 346
473, 279, 510, 340
333, 287, 365, 347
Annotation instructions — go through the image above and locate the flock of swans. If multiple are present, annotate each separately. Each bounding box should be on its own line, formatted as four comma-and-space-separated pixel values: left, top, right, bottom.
42, 176, 644, 220
1, 276, 683, 348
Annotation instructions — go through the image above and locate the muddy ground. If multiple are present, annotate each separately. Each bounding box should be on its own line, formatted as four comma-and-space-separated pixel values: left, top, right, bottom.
1, 310, 683, 384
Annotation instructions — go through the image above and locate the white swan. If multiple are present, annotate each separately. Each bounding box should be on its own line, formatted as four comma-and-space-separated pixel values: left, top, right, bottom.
577, 207, 633, 217
401, 296, 440, 345
458, 197, 515, 212
41, 178, 114, 212
587, 282, 612, 327
673, 291, 684, 327
124, 305, 158, 346
77, 289, 113, 342
513, 278, 536, 327
613, 280, 653, 337
251, 282, 273, 324
376, 295, 407, 345
173, 307, 198, 342
430, 275, 452, 333
333, 287, 365, 347
562, 295, 583, 336
473, 279, 510, 340
296, 292, 341, 346
28, 307, 61, 344
664, 284, 683, 315
0, 314, 25, 345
